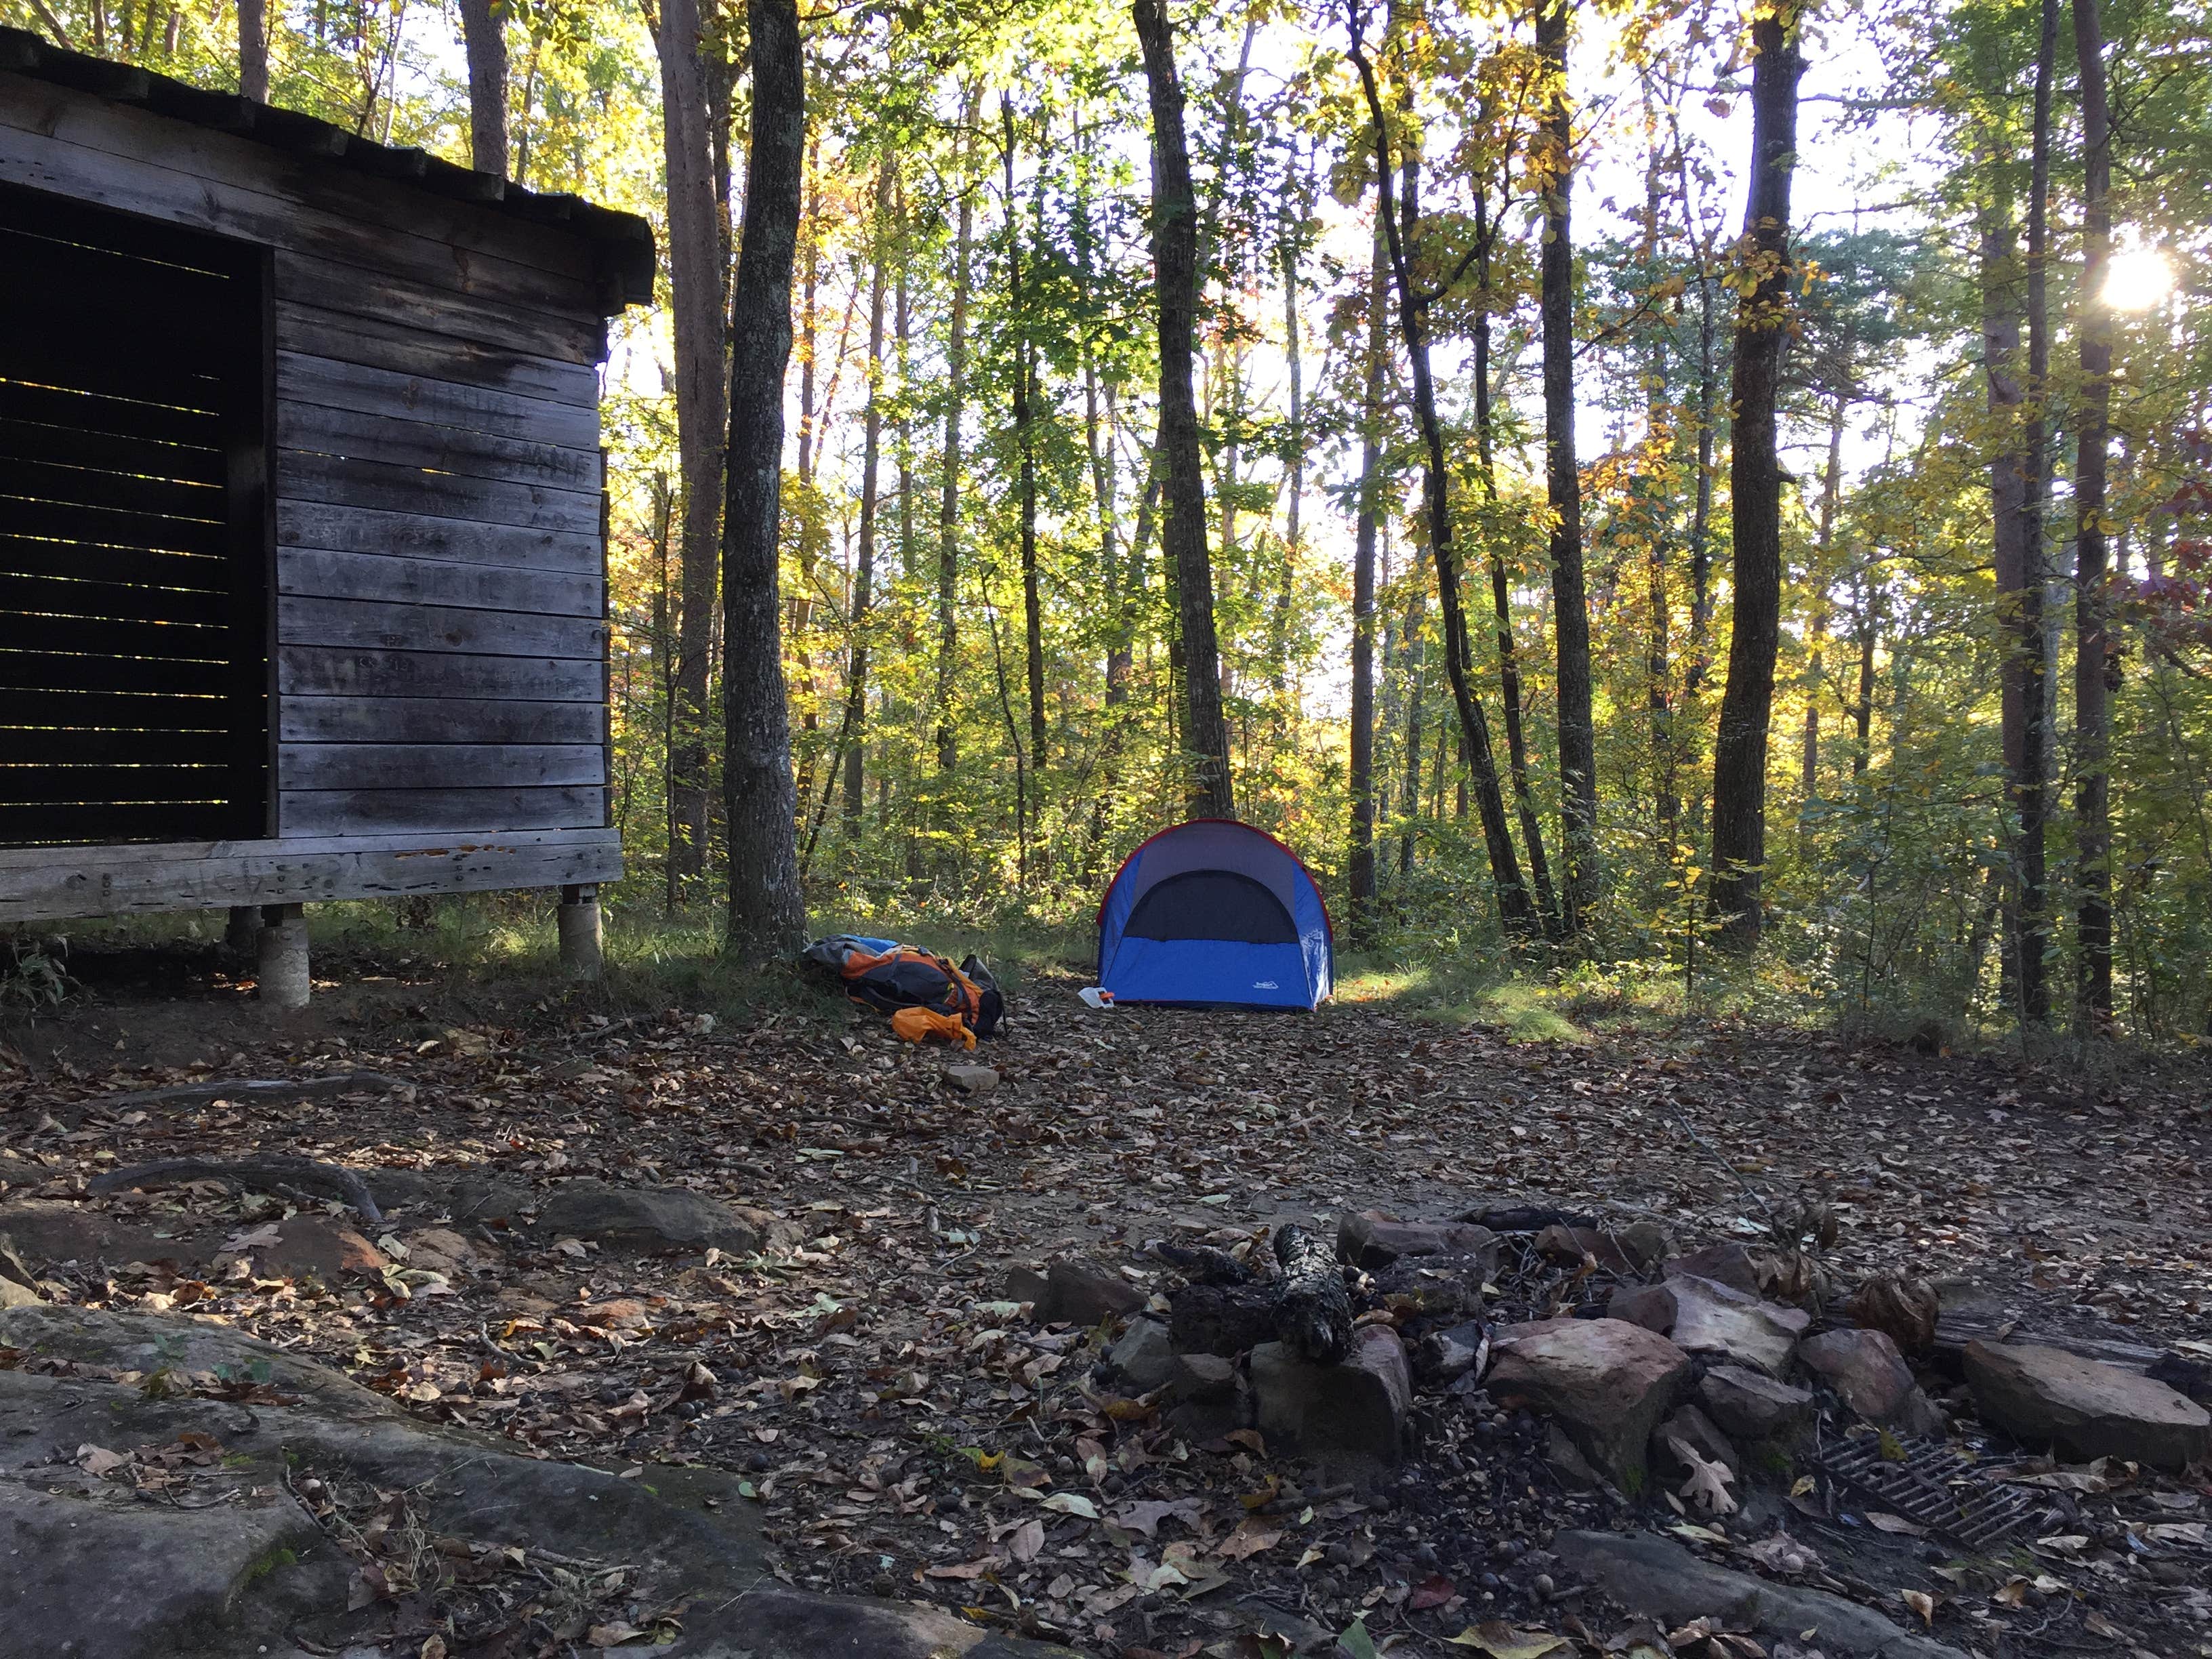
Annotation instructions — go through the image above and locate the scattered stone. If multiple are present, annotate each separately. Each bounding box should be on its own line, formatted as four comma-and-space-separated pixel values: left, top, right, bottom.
1535, 1223, 1637, 1274
1336, 1212, 1500, 1274
729, 1205, 811, 1254
1555, 1531, 1967, 1659
1250, 1326, 1412, 1465
531, 1180, 765, 1256
1699, 1364, 1817, 1445
1034, 1256, 1145, 1325
1613, 1217, 1675, 1271
237, 1216, 387, 1280
400, 1225, 499, 1278
1415, 1319, 1491, 1386
1798, 1328, 1946, 1438
0, 1200, 174, 1269
1370, 1250, 1490, 1321
0, 1233, 39, 1305
1607, 1282, 1676, 1333
1545, 1422, 1602, 1490
1487, 1318, 1691, 1492
1963, 1340, 2212, 1471
1665, 1241, 1763, 1296
1107, 1316, 1176, 1391
1170, 1352, 1240, 1404
1664, 1274, 1809, 1376
945, 1064, 1000, 1094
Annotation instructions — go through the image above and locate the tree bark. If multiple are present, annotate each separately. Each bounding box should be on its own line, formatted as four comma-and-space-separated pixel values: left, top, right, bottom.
720, 0, 807, 956
1536, 0, 1598, 932
651, 0, 727, 899
937, 104, 976, 776
1348, 226, 1385, 941
1475, 188, 1559, 932
841, 157, 893, 830
1134, 0, 1233, 819
1708, 9, 1803, 953
2072, 0, 2114, 1029
237, 0, 267, 100
1349, 14, 1536, 937
2011, 0, 2055, 1026
456, 0, 507, 176
1002, 96, 1048, 782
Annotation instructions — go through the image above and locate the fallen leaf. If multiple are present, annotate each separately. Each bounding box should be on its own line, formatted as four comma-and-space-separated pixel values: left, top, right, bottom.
1865, 1511, 1926, 1536
1007, 1518, 1045, 1563
76, 1443, 129, 1478
1446, 1622, 1567, 1659
1041, 1492, 1099, 1519
1408, 1572, 1456, 1610
1215, 1519, 1282, 1561
586, 1621, 642, 1647
2081, 1610, 2129, 1639
1900, 1590, 1934, 1627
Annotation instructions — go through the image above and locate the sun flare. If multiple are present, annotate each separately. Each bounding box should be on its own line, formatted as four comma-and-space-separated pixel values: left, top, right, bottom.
2103, 248, 2175, 311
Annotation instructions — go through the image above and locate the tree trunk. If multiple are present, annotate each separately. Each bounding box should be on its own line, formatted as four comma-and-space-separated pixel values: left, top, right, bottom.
1271, 145, 1305, 699
1708, 11, 1803, 953
720, 0, 807, 956
237, 0, 267, 100
1398, 583, 1426, 878
1801, 398, 1845, 812
937, 105, 975, 777
1350, 18, 1536, 937
2072, 0, 2114, 1029
840, 157, 893, 830
651, 0, 726, 899
1536, 0, 1598, 931
1348, 227, 1385, 941
456, 0, 507, 175
1134, 0, 1233, 818
1001, 98, 1048, 783
2011, 0, 2056, 1026
1475, 190, 1559, 932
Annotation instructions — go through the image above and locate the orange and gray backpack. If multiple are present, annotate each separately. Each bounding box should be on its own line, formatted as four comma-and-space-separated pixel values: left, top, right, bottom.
802, 936, 1004, 1046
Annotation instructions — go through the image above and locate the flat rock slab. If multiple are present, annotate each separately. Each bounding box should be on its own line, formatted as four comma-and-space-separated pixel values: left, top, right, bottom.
1799, 1328, 1945, 1437
532, 1179, 765, 1255
1965, 1339, 2211, 1471
1699, 1364, 1817, 1444
1251, 1326, 1410, 1465
1664, 1274, 1809, 1376
1488, 1318, 1689, 1492
0, 1306, 1072, 1658
1557, 1530, 1967, 1659
1336, 1212, 1500, 1273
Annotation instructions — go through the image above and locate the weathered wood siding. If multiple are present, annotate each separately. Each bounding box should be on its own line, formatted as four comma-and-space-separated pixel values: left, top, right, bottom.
0, 69, 618, 866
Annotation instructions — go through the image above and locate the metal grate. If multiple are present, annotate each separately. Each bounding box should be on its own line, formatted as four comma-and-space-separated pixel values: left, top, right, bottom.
1815, 1435, 2042, 1551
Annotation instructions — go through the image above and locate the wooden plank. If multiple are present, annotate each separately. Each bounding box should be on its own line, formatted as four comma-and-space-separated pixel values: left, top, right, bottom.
279, 696, 603, 745
0, 491, 229, 556
0, 825, 624, 921
0, 415, 225, 485
0, 800, 245, 845
0, 377, 222, 448
279, 743, 605, 790
0, 650, 231, 696
276, 595, 605, 659
277, 548, 600, 617
275, 352, 598, 449
275, 450, 600, 535
0, 535, 226, 592
273, 249, 602, 365
275, 500, 598, 574
0, 687, 228, 731
0, 74, 604, 289
0, 572, 229, 627
279, 785, 606, 835
276, 401, 600, 493
277, 646, 601, 702
273, 305, 598, 409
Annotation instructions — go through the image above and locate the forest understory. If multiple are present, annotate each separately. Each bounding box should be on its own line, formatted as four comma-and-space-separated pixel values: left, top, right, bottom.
2, 967, 2208, 1659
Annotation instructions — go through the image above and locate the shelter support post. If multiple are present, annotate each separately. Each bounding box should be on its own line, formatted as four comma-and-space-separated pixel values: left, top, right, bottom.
257, 903, 310, 1010
224, 906, 262, 953
558, 884, 602, 979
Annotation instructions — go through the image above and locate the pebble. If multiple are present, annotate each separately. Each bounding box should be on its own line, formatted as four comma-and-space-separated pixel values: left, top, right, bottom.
1532, 1572, 1555, 1600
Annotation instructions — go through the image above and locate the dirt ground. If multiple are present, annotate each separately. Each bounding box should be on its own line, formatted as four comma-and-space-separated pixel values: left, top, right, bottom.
3, 942, 2208, 1658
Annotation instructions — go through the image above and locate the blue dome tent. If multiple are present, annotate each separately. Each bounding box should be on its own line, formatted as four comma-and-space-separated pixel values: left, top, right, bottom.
1096, 820, 1334, 1009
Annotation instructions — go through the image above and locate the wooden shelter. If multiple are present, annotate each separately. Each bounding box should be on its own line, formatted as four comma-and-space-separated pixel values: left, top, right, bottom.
0, 30, 653, 999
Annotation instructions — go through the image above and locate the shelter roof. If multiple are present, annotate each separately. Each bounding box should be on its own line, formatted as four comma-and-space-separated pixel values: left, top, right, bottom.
0, 26, 655, 312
